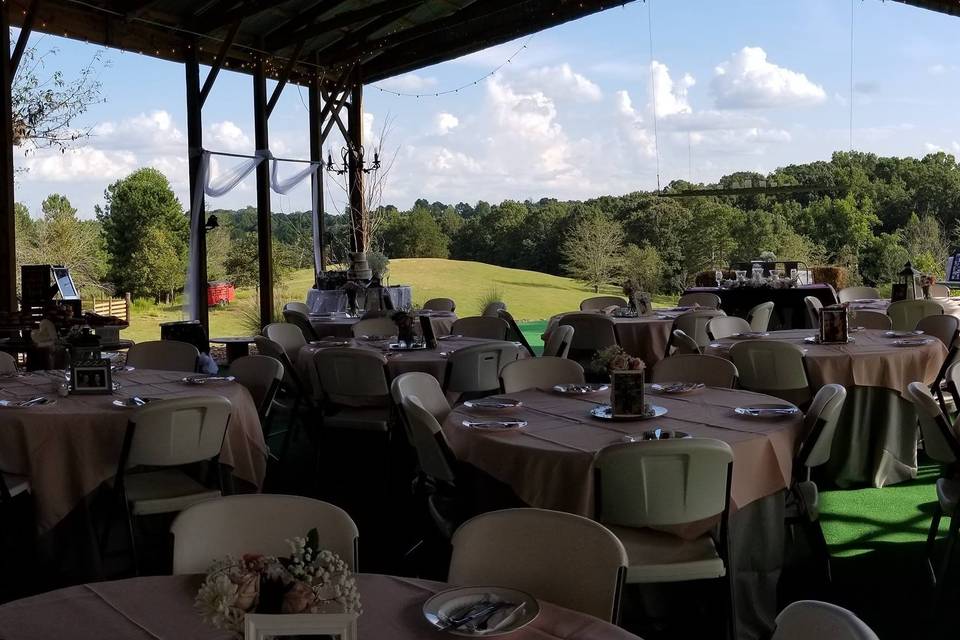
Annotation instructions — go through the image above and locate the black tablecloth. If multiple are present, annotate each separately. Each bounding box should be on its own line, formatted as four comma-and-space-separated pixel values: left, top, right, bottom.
684, 284, 837, 329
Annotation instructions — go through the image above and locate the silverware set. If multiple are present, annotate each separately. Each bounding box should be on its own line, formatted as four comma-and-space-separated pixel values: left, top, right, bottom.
437, 599, 520, 632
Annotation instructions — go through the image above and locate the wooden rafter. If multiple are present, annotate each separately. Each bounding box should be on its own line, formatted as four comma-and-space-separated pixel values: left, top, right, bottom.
111, 0, 162, 19
264, 0, 351, 45
192, 0, 277, 34
266, 38, 305, 117
320, 88, 349, 142
199, 20, 240, 106
10, 0, 41, 75
309, 5, 420, 59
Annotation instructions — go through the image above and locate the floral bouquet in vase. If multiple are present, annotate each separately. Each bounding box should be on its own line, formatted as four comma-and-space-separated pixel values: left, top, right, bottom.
921, 274, 936, 299
195, 528, 361, 637
392, 309, 418, 345
592, 345, 647, 417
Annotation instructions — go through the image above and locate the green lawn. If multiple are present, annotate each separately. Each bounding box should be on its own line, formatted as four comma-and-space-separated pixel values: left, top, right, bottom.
125, 258, 677, 342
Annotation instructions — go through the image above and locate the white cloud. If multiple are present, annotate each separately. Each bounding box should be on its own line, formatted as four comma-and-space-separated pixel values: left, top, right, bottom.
207, 121, 251, 153
434, 112, 459, 136
650, 61, 694, 117
20, 147, 138, 182
376, 73, 437, 92
525, 64, 602, 102
711, 47, 826, 109
928, 64, 958, 75
614, 90, 656, 157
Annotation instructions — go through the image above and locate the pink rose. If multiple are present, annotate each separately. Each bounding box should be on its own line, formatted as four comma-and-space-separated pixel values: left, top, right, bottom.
282, 581, 315, 614
231, 572, 260, 611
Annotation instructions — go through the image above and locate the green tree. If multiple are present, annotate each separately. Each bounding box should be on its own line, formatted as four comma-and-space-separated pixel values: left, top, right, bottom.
562, 213, 625, 292
379, 208, 449, 258
623, 244, 663, 293
128, 226, 185, 303
223, 232, 296, 289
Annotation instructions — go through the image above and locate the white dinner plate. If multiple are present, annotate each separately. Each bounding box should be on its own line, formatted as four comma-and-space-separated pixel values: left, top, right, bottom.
892, 338, 934, 347
0, 397, 55, 408
181, 375, 236, 385
730, 332, 769, 339
734, 404, 800, 417
461, 420, 527, 430
112, 397, 159, 408
422, 586, 539, 637
590, 404, 667, 421
463, 398, 522, 409
651, 382, 705, 394
552, 383, 609, 395
885, 330, 924, 338
804, 336, 855, 344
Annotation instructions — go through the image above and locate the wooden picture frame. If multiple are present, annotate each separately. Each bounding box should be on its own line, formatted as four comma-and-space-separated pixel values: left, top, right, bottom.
244, 613, 358, 640
70, 359, 112, 394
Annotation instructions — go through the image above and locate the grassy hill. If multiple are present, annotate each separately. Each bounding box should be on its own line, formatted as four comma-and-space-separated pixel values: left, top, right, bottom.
125, 258, 675, 344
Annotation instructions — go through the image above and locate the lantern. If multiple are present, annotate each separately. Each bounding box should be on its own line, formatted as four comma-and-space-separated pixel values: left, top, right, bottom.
899, 261, 921, 301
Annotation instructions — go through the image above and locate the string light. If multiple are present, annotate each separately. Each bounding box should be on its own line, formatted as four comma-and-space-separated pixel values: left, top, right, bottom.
371, 35, 534, 98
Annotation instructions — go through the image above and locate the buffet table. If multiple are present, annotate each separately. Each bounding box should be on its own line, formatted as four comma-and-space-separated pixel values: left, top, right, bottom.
683, 284, 838, 329
306, 285, 413, 313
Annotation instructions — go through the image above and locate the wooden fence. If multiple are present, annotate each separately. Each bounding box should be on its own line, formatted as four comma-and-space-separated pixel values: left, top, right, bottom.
84, 293, 131, 322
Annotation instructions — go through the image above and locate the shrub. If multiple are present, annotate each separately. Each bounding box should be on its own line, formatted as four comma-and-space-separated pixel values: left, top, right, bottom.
810, 266, 849, 291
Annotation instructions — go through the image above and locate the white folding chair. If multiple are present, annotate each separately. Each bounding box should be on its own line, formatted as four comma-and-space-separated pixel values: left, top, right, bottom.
674, 309, 727, 348
252, 335, 316, 460
669, 329, 701, 356
171, 494, 358, 574
930, 283, 952, 298
451, 316, 509, 340
678, 292, 721, 309
651, 354, 738, 388
916, 314, 959, 348
500, 357, 585, 393
351, 317, 398, 339
559, 313, 618, 365
730, 340, 811, 407
391, 372, 451, 425
542, 324, 574, 358
264, 322, 308, 360
104, 396, 232, 573
804, 296, 823, 329
0, 352, 16, 374
313, 347, 391, 432
837, 286, 880, 303
594, 439, 735, 634
747, 301, 775, 332
887, 299, 943, 332
772, 600, 879, 640
851, 310, 891, 330
423, 298, 456, 312
283, 301, 311, 316
228, 355, 284, 423
125, 340, 199, 372
282, 308, 320, 341
444, 342, 521, 397
707, 316, 752, 340
449, 508, 628, 622
580, 296, 627, 312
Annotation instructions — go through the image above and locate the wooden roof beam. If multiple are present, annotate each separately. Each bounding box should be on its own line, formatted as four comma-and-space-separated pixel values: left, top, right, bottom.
111, 0, 163, 19
263, 0, 351, 44
199, 20, 240, 107
308, 5, 420, 59
192, 0, 278, 34
266, 0, 423, 52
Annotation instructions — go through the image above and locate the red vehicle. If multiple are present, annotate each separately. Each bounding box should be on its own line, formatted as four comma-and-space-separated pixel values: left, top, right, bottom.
207, 281, 236, 307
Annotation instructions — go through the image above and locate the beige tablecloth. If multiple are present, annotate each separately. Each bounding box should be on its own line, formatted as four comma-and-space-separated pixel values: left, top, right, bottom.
297, 336, 526, 402
705, 329, 946, 395
848, 297, 960, 318
545, 310, 682, 367
310, 311, 457, 339
0, 574, 641, 640
443, 386, 804, 535
0, 369, 267, 531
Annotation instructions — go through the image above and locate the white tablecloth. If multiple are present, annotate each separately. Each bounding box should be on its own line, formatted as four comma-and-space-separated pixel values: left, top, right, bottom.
306, 286, 413, 313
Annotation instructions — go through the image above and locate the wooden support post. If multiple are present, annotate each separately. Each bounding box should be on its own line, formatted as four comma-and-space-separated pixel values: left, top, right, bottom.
347, 80, 364, 253
253, 59, 274, 328
309, 72, 326, 274
0, 6, 17, 312
185, 49, 209, 331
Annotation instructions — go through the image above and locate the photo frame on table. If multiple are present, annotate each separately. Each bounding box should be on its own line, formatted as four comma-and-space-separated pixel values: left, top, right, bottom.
70, 358, 112, 394
244, 613, 358, 640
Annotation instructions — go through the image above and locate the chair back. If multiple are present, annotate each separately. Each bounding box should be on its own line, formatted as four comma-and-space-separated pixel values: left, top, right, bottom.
797, 384, 847, 471
595, 439, 734, 527
747, 301, 775, 332
283, 301, 311, 316
423, 297, 456, 312
264, 323, 307, 360
360, 309, 390, 319
906, 382, 960, 465
772, 600, 880, 640
313, 347, 390, 407
445, 342, 521, 394
481, 301, 506, 317
804, 296, 823, 329
282, 309, 319, 341
669, 329, 701, 355
559, 313, 618, 356
887, 299, 943, 332
916, 314, 959, 348
837, 287, 880, 303
253, 336, 301, 392
852, 310, 891, 330
543, 324, 574, 358
124, 396, 232, 468
451, 316, 509, 340
651, 354, 738, 388
580, 296, 627, 312
126, 340, 199, 372
0, 352, 16, 374
729, 340, 810, 406
497, 309, 537, 357
674, 310, 727, 347
706, 316, 751, 340
391, 372, 451, 424
500, 357, 585, 393
449, 508, 628, 622
678, 292, 721, 309
351, 317, 398, 339
402, 396, 457, 485
171, 495, 359, 574
229, 355, 284, 420
930, 283, 952, 298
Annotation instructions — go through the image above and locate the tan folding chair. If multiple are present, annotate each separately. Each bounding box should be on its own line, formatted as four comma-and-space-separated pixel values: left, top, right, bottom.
103, 395, 232, 573
837, 287, 880, 303
651, 354, 738, 388
423, 298, 456, 312
449, 508, 628, 622
669, 329, 701, 356
772, 600, 880, 640
391, 371, 452, 448
264, 322, 308, 360
351, 317, 398, 339
887, 299, 943, 332
706, 316, 751, 340
444, 342, 521, 397
580, 296, 627, 312
930, 283, 952, 298
747, 301, 775, 332
851, 310, 891, 330
594, 439, 735, 634
500, 357, 585, 393
171, 494, 358, 574
729, 340, 811, 407
125, 340, 199, 372
283, 301, 311, 316
674, 309, 727, 348
558, 313, 618, 365
451, 316, 509, 340
804, 296, 823, 329
543, 324, 574, 358
678, 292, 721, 309
313, 347, 391, 432
282, 308, 320, 341
916, 314, 959, 348
229, 355, 284, 422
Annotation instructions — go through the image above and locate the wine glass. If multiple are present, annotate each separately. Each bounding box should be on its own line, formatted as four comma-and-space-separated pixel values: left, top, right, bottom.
715, 270, 724, 288
790, 268, 799, 283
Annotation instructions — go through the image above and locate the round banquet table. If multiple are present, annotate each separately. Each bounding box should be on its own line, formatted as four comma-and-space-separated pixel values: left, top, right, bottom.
309, 310, 457, 340
847, 296, 960, 318
706, 329, 947, 487
442, 385, 805, 640
0, 574, 642, 640
297, 336, 528, 403
0, 369, 268, 532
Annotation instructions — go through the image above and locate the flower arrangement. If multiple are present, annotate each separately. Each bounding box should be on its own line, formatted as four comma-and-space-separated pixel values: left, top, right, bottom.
392, 309, 417, 344
591, 345, 645, 375
195, 529, 361, 636
921, 273, 936, 298
621, 278, 653, 315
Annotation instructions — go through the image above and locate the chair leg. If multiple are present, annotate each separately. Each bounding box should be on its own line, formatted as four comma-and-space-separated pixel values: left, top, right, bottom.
808, 517, 833, 583
723, 570, 737, 640
927, 507, 943, 584
280, 396, 302, 462
935, 514, 960, 611
122, 499, 139, 576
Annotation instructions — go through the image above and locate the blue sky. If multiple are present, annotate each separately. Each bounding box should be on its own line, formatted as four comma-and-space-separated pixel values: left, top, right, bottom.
13, 0, 960, 218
